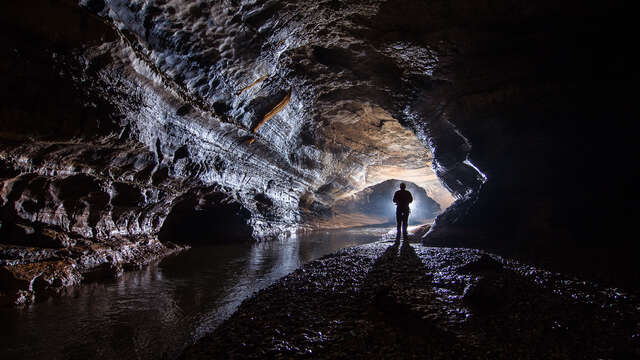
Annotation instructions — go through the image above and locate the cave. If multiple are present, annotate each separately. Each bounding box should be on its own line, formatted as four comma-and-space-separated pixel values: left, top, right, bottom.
1, 0, 638, 359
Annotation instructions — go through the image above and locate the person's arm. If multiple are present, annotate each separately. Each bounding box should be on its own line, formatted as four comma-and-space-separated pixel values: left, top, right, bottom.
393, 191, 398, 204
408, 192, 413, 203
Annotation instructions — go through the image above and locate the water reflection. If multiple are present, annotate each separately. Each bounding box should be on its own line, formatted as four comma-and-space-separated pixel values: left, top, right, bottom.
0, 227, 388, 360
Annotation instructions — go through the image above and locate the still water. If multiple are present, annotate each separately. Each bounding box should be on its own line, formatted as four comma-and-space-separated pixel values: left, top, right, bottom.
0, 227, 388, 360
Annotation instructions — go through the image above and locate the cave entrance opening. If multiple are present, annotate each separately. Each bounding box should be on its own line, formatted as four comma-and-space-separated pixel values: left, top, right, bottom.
319, 179, 443, 229
309, 104, 454, 230
158, 188, 253, 245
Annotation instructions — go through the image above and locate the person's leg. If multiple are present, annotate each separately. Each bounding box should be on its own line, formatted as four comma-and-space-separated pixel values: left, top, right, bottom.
396, 209, 402, 240
402, 211, 409, 239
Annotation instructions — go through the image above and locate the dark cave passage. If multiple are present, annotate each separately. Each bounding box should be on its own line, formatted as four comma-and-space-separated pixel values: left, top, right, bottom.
158, 188, 253, 245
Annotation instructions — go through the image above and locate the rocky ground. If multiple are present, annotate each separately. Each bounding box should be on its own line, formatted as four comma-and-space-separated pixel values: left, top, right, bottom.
181, 232, 639, 359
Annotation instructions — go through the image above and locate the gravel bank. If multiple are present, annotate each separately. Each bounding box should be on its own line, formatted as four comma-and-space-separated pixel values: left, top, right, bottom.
181, 234, 639, 359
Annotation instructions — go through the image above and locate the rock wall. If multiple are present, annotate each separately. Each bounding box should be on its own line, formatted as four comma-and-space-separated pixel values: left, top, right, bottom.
0, 0, 312, 303
385, 0, 637, 280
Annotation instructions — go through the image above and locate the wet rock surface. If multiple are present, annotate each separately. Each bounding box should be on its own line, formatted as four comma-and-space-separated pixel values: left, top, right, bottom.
0, 237, 183, 305
182, 237, 639, 359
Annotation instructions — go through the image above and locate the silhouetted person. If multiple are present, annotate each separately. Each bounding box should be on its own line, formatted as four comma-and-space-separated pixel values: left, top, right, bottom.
393, 183, 413, 240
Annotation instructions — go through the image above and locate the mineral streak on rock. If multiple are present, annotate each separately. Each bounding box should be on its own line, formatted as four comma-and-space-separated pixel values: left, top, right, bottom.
248, 89, 292, 144
236, 74, 269, 96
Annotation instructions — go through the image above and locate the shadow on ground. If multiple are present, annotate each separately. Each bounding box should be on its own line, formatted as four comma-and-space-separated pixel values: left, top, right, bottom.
181, 236, 640, 359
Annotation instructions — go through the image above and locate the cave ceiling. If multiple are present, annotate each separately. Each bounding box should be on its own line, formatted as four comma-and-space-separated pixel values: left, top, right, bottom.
96, 0, 456, 206
89, 0, 459, 208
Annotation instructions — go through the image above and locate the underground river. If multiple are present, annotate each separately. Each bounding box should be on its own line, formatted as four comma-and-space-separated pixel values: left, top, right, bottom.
0, 227, 390, 360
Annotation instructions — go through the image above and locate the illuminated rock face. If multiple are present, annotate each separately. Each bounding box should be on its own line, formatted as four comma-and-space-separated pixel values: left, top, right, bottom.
1, 0, 454, 244
0, 0, 637, 300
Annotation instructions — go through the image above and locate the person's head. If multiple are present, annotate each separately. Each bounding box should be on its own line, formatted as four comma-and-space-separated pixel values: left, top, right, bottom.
399, 183, 406, 190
